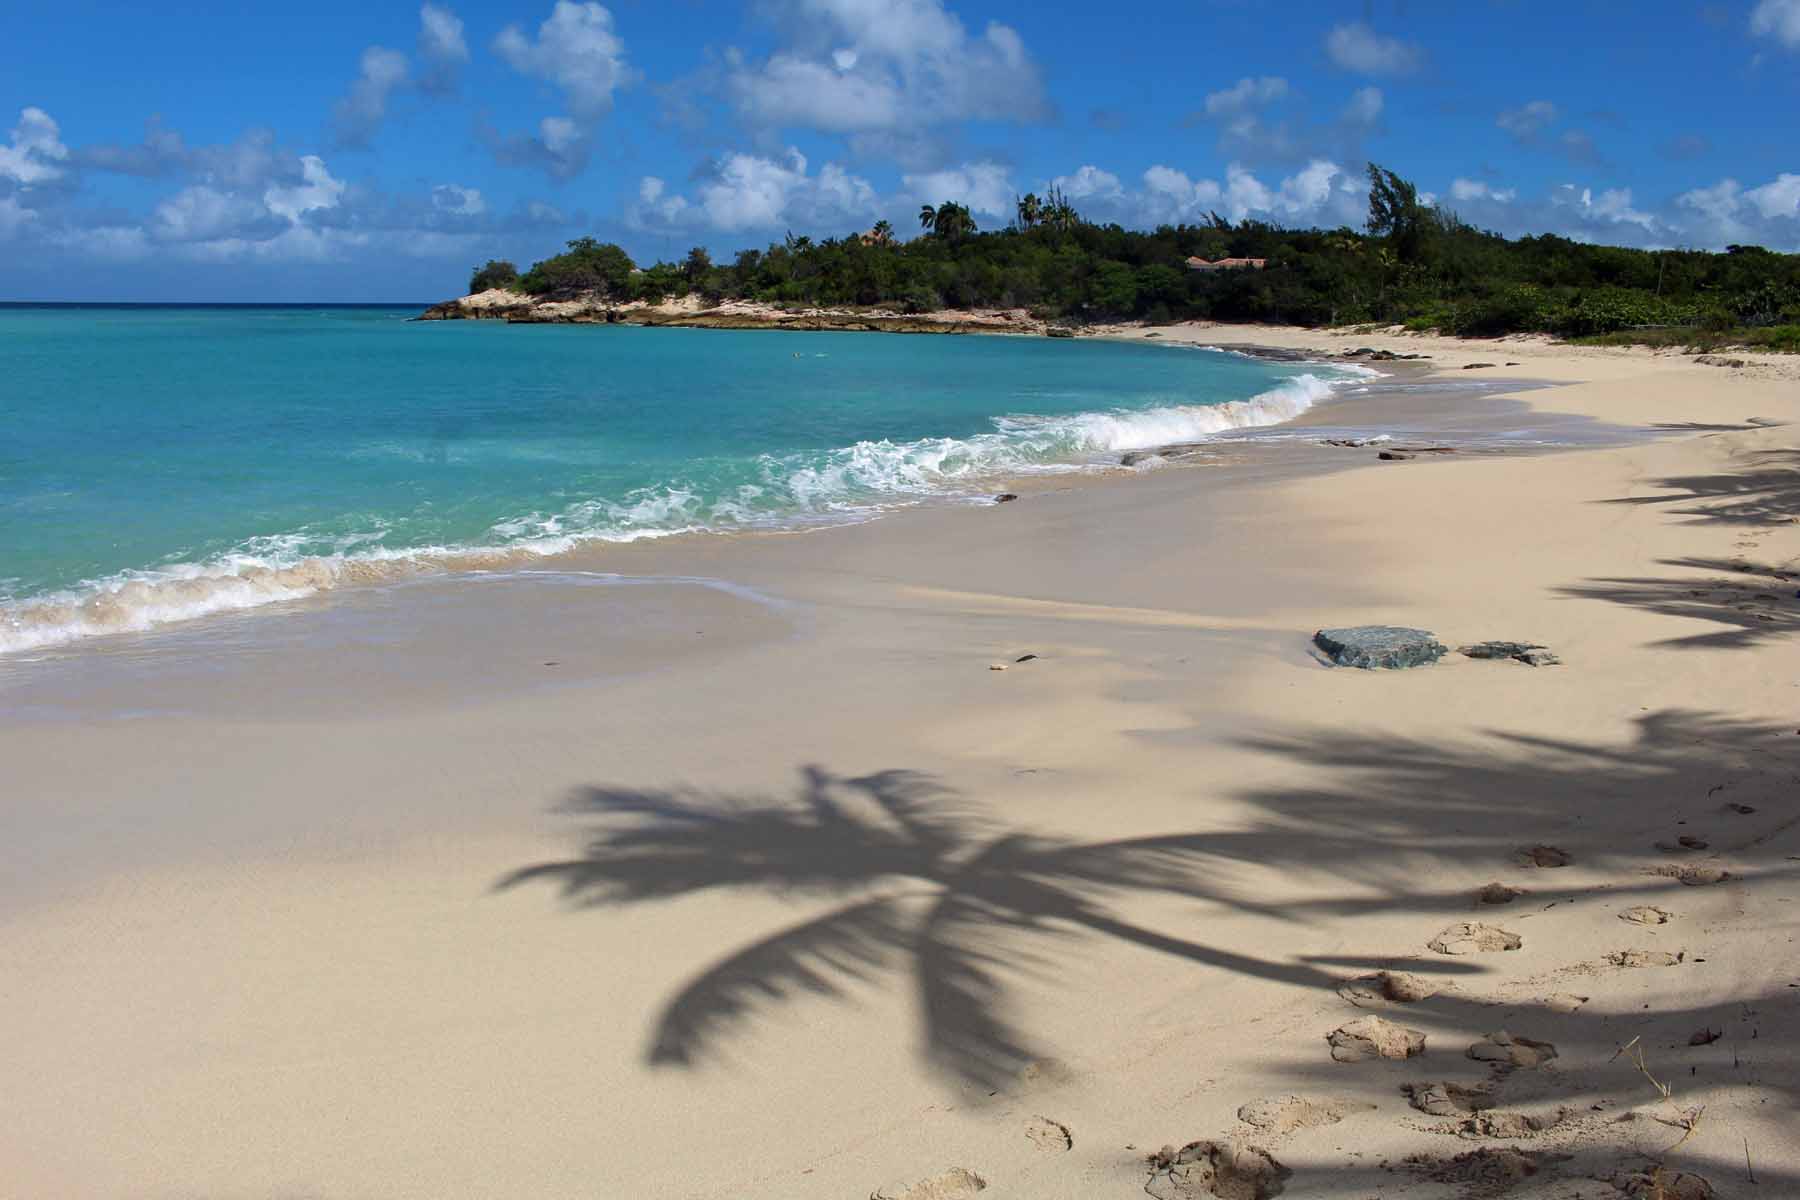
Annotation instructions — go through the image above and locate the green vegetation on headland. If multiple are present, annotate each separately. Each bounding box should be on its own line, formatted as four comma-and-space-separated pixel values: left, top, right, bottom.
464, 164, 1800, 347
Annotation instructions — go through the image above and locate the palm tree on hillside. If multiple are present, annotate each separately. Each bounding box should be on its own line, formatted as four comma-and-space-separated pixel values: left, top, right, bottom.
1041, 184, 1080, 233
935, 202, 977, 242
920, 202, 977, 243
1016, 192, 1042, 230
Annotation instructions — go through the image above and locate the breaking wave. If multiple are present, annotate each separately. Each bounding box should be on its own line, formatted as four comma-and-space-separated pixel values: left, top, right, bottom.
1, 371, 1351, 654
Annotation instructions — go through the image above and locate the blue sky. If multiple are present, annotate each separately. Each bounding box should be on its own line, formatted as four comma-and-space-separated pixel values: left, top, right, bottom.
3, 0, 1798, 300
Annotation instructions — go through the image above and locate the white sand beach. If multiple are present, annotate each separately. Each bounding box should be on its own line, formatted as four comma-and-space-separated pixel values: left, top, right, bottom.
3, 329, 1798, 1199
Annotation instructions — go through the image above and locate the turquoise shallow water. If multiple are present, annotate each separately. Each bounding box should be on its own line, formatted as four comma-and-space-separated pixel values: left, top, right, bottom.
0, 305, 1349, 651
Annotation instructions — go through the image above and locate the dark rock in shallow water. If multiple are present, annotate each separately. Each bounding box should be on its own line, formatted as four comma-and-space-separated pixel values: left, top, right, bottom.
1378, 450, 1415, 461
1462, 362, 1498, 369
1211, 344, 1315, 363
1122, 443, 1206, 466
994, 493, 1019, 504
1315, 626, 1447, 669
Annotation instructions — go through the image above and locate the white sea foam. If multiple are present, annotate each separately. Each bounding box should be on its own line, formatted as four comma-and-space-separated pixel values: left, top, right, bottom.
0, 371, 1355, 655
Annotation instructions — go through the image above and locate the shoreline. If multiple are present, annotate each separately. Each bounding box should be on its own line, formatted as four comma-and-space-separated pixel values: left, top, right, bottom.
0, 342, 1399, 661
6, 330, 1800, 1198
0, 353, 1622, 668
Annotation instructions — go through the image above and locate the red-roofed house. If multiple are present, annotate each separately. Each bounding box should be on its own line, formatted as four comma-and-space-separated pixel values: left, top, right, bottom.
1185, 256, 1268, 271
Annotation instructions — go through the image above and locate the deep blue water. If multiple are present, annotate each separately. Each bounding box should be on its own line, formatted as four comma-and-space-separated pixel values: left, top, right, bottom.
0, 305, 1347, 651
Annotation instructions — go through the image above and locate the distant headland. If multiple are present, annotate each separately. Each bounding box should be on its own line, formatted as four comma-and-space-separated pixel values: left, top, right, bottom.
421, 164, 1799, 352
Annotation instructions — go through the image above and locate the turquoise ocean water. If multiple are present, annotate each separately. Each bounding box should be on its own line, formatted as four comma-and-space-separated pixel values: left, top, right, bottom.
0, 305, 1359, 653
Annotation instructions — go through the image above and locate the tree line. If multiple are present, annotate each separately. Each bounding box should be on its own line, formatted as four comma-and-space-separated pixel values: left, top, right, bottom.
465, 163, 1800, 346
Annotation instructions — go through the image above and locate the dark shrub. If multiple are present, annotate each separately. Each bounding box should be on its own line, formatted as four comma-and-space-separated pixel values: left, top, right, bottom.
468, 259, 519, 294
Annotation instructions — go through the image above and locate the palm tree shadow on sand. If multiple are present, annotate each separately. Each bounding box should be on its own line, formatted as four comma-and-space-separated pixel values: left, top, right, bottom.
497, 710, 1800, 1097
496, 764, 1357, 1092
1557, 556, 1800, 650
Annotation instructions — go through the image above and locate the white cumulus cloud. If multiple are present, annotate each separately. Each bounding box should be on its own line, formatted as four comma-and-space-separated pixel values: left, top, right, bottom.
1498, 100, 1558, 140
902, 160, 1016, 217
631, 148, 878, 233
153, 186, 278, 242
264, 155, 348, 222
1341, 86, 1384, 127
418, 3, 469, 95
1449, 178, 1516, 203
0, 107, 70, 185
1050, 165, 1124, 202
723, 0, 1047, 138
1201, 76, 1288, 118
332, 46, 409, 148
1678, 172, 1800, 245
495, 1, 632, 119
1060, 159, 1363, 229
490, 2, 632, 178
1750, 0, 1800, 47
431, 183, 484, 216
0, 191, 38, 237
1324, 23, 1423, 74
1550, 183, 1657, 234
1747, 173, 1800, 218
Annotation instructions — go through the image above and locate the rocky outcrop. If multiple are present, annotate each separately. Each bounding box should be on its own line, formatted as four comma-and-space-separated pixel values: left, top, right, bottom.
416, 291, 1064, 337
417, 298, 536, 321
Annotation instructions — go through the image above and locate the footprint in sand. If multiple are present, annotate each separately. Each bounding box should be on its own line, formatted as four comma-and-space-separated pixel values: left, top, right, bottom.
1328, 1015, 1427, 1061
870, 1167, 987, 1200
1477, 882, 1526, 905
1419, 1146, 1559, 1192
1652, 835, 1710, 853
1452, 1107, 1571, 1140
1545, 992, 1589, 1013
1609, 949, 1684, 967
1429, 922, 1523, 955
1620, 905, 1673, 925
1647, 864, 1732, 886
1514, 845, 1571, 868
1023, 1116, 1071, 1152
1611, 1168, 1717, 1199
1235, 1095, 1356, 1135
1010, 1057, 1077, 1094
1466, 1030, 1558, 1069
1145, 1141, 1290, 1200
1403, 1081, 1496, 1116
1337, 970, 1442, 1007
